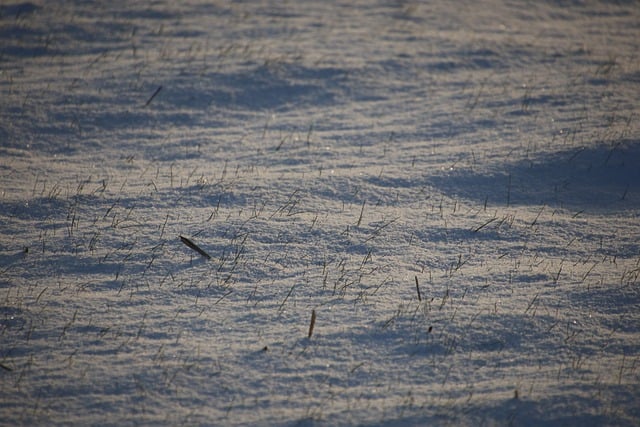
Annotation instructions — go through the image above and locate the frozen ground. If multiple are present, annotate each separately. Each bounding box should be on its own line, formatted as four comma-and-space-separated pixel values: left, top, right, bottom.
1, 1, 639, 425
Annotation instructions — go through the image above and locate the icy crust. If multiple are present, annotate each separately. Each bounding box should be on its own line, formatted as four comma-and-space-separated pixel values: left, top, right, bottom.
1, 1, 639, 426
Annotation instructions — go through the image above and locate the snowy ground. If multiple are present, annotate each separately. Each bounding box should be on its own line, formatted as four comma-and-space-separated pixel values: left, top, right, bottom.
1, 1, 639, 425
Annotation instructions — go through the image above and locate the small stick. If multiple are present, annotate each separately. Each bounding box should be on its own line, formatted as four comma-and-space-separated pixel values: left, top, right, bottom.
179, 235, 211, 260
308, 309, 316, 338
356, 200, 366, 227
144, 85, 163, 107
0, 362, 12, 371
415, 275, 422, 302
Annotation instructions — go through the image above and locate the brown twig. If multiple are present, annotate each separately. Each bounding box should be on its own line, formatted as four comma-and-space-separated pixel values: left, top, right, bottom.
179, 235, 211, 260
308, 309, 317, 339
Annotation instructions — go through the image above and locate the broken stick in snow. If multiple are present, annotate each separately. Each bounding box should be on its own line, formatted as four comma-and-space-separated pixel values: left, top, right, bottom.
308, 309, 316, 339
179, 235, 211, 260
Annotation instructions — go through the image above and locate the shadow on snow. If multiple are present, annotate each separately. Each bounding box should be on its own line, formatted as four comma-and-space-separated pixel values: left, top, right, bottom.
425, 140, 640, 213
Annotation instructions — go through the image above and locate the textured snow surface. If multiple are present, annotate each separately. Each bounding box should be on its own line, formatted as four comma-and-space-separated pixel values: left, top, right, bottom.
1, 1, 639, 426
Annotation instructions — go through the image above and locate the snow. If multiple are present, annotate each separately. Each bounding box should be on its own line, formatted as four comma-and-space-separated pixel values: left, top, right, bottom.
1, 0, 639, 425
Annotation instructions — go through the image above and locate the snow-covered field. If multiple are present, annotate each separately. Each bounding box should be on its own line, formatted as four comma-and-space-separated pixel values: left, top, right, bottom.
1, 1, 639, 425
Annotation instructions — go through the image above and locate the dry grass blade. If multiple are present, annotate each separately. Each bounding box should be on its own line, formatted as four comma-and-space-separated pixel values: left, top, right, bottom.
179, 235, 211, 260
144, 85, 163, 107
473, 216, 498, 233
